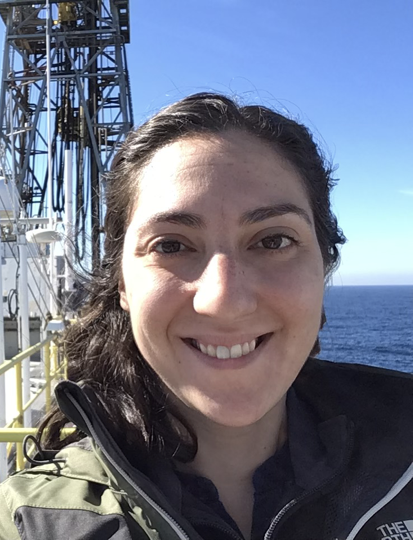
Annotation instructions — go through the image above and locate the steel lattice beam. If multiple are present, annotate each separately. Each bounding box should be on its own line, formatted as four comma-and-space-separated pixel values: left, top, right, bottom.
0, 0, 133, 266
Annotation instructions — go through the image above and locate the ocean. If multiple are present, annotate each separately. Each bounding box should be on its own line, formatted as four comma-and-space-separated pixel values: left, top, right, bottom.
319, 285, 413, 373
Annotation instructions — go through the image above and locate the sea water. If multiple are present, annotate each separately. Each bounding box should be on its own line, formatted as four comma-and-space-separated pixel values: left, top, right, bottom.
320, 285, 413, 373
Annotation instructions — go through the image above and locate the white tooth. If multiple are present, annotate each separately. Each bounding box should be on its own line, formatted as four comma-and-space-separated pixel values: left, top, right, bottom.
230, 344, 243, 358
207, 344, 217, 357
249, 339, 256, 352
216, 345, 230, 359
199, 343, 207, 354
242, 342, 250, 355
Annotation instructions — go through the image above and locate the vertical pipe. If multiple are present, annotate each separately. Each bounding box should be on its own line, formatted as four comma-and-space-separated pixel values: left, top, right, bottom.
9, 89, 17, 226
14, 360, 23, 470
18, 234, 31, 428
44, 341, 51, 412
46, 0, 52, 231
0, 235, 7, 481
51, 340, 58, 375
3, 30, 19, 479
49, 242, 58, 317
89, 0, 100, 271
15, 442, 24, 471
45, 0, 56, 316
64, 149, 74, 295
0, 11, 11, 147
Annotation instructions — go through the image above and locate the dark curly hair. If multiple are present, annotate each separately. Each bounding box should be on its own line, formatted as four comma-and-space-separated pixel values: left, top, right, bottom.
39, 93, 346, 461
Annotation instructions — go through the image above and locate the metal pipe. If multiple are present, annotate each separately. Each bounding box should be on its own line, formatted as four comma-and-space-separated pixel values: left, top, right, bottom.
63, 356, 68, 380
51, 340, 58, 375
44, 341, 51, 412
18, 234, 31, 428
14, 360, 24, 470
2, 340, 61, 430
45, 0, 57, 317
0, 234, 7, 481
9, 88, 17, 227
7, 29, 116, 40
14, 365, 23, 429
0, 217, 62, 225
45, 0, 52, 228
64, 148, 74, 294
7, 71, 121, 82
0, 427, 75, 444
0, 335, 55, 377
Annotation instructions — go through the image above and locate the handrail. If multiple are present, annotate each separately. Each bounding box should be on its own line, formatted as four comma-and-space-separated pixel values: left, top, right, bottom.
3, 355, 66, 431
0, 328, 68, 478
0, 428, 75, 443
0, 335, 56, 377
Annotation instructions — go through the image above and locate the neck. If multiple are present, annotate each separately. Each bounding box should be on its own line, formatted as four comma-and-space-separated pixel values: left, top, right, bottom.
178, 397, 287, 486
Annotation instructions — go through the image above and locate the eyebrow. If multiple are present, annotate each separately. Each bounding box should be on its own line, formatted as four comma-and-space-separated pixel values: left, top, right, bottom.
240, 203, 313, 227
143, 203, 312, 230
143, 211, 206, 229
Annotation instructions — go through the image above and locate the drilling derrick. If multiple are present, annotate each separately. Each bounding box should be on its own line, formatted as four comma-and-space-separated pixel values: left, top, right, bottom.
0, 0, 133, 269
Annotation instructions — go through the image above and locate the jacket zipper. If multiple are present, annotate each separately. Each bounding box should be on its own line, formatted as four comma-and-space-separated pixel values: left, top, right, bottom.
345, 462, 413, 540
264, 422, 355, 540
263, 479, 339, 540
263, 499, 297, 540
193, 453, 353, 540
65, 392, 192, 540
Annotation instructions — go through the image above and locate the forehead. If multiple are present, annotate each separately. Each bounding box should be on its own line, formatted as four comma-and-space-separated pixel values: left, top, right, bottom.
133, 132, 311, 221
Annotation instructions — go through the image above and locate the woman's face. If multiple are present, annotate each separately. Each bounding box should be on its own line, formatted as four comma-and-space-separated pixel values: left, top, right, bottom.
120, 131, 324, 427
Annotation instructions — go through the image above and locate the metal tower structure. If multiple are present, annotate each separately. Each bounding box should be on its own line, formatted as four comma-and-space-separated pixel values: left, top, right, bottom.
0, 0, 133, 268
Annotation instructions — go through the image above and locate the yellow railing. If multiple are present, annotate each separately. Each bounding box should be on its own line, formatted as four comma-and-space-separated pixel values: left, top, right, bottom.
0, 332, 68, 473
0, 427, 75, 442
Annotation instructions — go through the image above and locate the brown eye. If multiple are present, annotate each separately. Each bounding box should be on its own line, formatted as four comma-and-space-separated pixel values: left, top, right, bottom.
257, 235, 294, 250
154, 240, 184, 254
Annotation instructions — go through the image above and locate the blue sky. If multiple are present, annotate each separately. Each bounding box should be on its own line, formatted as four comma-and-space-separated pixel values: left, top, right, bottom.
128, 0, 413, 285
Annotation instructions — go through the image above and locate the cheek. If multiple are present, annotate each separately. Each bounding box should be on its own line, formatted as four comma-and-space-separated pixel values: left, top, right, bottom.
261, 253, 324, 297
260, 255, 324, 333
125, 270, 187, 342
127, 275, 189, 388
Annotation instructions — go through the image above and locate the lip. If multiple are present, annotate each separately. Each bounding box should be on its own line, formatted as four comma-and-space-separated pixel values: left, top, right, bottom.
181, 332, 273, 370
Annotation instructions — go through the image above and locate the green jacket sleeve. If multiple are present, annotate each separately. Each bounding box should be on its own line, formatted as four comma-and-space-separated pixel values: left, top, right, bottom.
0, 482, 21, 540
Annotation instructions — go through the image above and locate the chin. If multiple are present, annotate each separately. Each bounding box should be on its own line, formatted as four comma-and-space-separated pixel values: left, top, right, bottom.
184, 391, 281, 428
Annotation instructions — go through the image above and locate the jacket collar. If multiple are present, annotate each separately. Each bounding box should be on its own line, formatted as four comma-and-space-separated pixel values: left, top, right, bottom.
295, 358, 413, 469
287, 387, 352, 491
55, 380, 203, 540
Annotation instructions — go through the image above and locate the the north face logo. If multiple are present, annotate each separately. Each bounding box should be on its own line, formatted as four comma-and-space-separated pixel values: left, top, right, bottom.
377, 521, 413, 539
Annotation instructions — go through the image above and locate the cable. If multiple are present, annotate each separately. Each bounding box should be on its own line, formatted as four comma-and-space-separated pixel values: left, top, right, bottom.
7, 289, 18, 320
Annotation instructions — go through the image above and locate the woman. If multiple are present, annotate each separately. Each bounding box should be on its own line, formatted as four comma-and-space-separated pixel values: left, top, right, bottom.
1, 93, 412, 540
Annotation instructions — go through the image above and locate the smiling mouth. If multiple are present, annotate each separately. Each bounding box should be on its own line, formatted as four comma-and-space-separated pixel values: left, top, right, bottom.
183, 334, 271, 360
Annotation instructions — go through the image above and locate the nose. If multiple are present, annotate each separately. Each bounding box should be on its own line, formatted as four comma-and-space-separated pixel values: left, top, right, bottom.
193, 253, 258, 321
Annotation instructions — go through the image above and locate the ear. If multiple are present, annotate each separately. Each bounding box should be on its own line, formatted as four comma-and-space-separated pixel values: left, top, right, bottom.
118, 280, 130, 312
